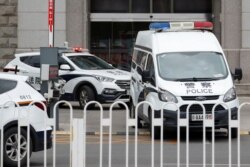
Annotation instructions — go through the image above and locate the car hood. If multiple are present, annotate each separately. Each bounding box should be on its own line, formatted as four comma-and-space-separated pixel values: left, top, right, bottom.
63, 69, 131, 80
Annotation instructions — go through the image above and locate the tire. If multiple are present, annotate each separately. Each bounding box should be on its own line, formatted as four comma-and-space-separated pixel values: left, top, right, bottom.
148, 108, 161, 140
130, 102, 143, 128
118, 102, 130, 109
78, 85, 95, 109
4, 127, 32, 167
231, 128, 238, 139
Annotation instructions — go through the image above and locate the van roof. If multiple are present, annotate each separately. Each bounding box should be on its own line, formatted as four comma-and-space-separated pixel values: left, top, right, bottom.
135, 30, 223, 54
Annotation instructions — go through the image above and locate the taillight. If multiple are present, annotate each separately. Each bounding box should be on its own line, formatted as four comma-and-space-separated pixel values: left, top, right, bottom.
34, 101, 47, 111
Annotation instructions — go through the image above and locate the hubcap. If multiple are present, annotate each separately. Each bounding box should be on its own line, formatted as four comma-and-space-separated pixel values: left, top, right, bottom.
79, 89, 88, 106
5, 134, 27, 161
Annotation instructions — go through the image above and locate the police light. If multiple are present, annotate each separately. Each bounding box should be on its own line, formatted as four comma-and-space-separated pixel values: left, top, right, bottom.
149, 21, 213, 31
72, 47, 89, 53
149, 22, 170, 30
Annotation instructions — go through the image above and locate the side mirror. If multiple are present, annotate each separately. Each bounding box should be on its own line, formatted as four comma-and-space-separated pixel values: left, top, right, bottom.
234, 68, 242, 81
60, 64, 71, 71
142, 70, 151, 83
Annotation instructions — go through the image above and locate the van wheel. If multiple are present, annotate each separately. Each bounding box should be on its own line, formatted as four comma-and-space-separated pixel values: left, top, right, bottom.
230, 128, 238, 139
78, 85, 95, 109
148, 108, 161, 140
130, 102, 143, 128
4, 127, 32, 167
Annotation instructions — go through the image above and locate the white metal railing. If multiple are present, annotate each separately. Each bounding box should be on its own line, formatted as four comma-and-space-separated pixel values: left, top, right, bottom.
0, 100, 249, 166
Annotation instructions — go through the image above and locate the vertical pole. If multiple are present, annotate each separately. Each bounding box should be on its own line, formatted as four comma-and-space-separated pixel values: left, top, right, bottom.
48, 0, 55, 47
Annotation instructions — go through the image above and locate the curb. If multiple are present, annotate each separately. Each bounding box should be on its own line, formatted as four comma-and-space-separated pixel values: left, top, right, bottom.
53, 130, 250, 136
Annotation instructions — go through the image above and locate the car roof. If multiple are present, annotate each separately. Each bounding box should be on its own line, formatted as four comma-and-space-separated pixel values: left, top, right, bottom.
0, 72, 28, 81
14, 51, 92, 57
15, 52, 40, 57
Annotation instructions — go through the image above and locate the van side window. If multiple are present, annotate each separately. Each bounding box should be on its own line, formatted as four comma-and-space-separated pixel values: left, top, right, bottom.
146, 54, 155, 85
136, 51, 148, 73
131, 50, 138, 69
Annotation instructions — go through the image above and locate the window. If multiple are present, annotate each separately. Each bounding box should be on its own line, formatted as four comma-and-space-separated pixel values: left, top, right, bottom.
68, 55, 114, 70
174, 0, 212, 13
145, 54, 155, 85
20, 56, 40, 68
136, 51, 147, 70
146, 54, 154, 77
91, 0, 129, 13
153, 0, 171, 13
157, 52, 228, 81
132, 0, 150, 13
0, 79, 17, 94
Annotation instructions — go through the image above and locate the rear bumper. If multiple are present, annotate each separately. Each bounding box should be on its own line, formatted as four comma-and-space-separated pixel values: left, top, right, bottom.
33, 130, 52, 152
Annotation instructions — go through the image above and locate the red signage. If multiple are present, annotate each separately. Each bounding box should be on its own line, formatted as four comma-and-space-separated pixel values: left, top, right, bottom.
48, 0, 54, 32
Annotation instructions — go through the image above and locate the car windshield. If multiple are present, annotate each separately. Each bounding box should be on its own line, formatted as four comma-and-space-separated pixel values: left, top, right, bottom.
68, 55, 114, 70
157, 52, 228, 81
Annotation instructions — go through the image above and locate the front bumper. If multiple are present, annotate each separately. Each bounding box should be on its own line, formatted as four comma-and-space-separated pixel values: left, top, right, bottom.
97, 90, 130, 103
154, 107, 238, 128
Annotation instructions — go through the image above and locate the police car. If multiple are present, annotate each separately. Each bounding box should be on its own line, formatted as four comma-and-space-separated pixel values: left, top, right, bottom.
4, 48, 131, 108
130, 22, 242, 139
0, 73, 52, 166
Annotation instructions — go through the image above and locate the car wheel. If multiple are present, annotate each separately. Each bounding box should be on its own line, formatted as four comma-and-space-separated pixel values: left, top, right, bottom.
148, 108, 161, 140
78, 85, 95, 109
4, 127, 32, 167
130, 102, 143, 128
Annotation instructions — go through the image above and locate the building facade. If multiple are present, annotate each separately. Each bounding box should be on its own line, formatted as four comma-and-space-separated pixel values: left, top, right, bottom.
0, 0, 250, 92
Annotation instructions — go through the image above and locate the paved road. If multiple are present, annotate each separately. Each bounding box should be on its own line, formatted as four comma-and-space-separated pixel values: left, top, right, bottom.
31, 134, 250, 167
57, 96, 250, 134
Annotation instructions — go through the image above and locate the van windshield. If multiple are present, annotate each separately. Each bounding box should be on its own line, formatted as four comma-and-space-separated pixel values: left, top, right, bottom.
157, 52, 228, 81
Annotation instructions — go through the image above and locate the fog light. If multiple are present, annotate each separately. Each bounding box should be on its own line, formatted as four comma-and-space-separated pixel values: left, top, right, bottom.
103, 89, 117, 95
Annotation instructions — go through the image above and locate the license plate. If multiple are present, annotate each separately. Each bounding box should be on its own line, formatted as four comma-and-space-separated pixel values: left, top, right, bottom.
191, 114, 212, 121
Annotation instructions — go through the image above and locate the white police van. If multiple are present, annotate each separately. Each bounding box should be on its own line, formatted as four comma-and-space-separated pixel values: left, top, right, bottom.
4, 48, 131, 109
130, 22, 242, 139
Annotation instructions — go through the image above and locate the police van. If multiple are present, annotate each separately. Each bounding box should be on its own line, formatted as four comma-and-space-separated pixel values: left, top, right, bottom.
4, 48, 131, 109
130, 22, 242, 139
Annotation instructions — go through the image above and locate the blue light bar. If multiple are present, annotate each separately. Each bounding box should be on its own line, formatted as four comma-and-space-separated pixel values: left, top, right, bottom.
149, 22, 170, 30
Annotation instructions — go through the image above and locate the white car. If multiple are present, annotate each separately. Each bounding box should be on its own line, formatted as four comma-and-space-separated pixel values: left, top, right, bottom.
0, 73, 52, 166
4, 49, 131, 108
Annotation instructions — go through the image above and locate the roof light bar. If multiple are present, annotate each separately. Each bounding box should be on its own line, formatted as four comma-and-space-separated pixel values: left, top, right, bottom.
149, 22, 170, 30
149, 21, 213, 31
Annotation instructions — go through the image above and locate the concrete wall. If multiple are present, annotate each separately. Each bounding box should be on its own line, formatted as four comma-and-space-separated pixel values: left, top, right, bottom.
18, 0, 66, 49
240, 0, 250, 84
66, 0, 89, 48
0, 0, 17, 67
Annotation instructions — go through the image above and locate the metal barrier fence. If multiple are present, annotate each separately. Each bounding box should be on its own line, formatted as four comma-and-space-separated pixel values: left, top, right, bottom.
0, 100, 250, 166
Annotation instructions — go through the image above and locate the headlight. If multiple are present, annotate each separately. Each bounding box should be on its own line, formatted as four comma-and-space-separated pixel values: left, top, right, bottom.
158, 89, 178, 103
94, 75, 114, 82
223, 87, 236, 102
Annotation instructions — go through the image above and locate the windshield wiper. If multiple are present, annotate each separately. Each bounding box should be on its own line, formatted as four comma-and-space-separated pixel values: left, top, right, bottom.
174, 77, 219, 82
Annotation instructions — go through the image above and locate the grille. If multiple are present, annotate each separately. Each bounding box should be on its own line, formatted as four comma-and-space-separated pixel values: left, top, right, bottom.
115, 80, 130, 90
180, 104, 225, 113
181, 96, 219, 101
